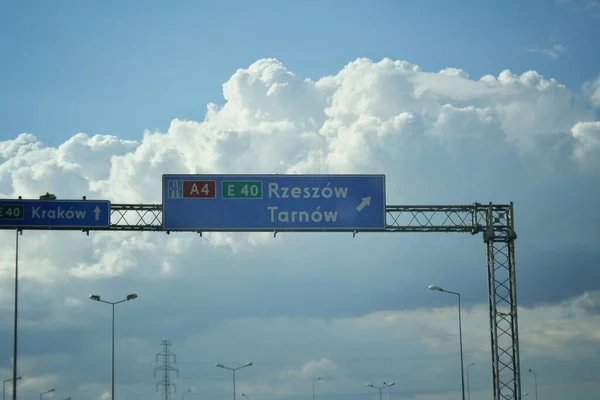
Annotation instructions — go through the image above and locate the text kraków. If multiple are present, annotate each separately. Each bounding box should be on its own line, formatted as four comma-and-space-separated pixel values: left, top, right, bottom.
32, 206, 87, 219
268, 182, 348, 199
267, 206, 337, 223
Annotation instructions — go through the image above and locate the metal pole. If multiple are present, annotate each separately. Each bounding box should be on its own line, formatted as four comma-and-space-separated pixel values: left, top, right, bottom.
312, 380, 315, 400
90, 295, 137, 400
12, 230, 19, 400
388, 386, 391, 400
457, 293, 466, 400
112, 303, 115, 400
367, 384, 384, 400
528, 369, 538, 400
3, 378, 22, 400
233, 369, 236, 400
467, 363, 474, 400
467, 370, 470, 400
40, 389, 54, 400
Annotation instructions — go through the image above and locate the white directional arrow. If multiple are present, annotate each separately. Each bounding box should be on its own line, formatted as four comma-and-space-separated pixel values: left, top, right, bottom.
356, 196, 371, 212
94, 206, 101, 221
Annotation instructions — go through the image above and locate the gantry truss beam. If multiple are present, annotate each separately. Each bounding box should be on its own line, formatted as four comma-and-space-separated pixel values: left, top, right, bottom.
4, 202, 522, 400
105, 203, 513, 233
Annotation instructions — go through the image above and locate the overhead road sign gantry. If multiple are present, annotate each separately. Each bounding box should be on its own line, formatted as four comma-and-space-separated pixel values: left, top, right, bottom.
73, 200, 523, 400
161, 174, 386, 231
0, 199, 111, 229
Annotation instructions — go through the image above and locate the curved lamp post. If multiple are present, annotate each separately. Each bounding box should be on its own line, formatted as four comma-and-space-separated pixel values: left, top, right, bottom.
466, 363, 475, 400
215, 362, 253, 400
428, 285, 466, 400
382, 381, 394, 400
3, 377, 22, 400
89, 293, 138, 400
366, 383, 383, 400
312, 376, 321, 400
528, 369, 538, 400
40, 388, 55, 400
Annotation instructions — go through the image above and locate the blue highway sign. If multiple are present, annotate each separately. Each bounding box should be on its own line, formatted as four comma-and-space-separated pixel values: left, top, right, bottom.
162, 174, 386, 231
0, 199, 111, 229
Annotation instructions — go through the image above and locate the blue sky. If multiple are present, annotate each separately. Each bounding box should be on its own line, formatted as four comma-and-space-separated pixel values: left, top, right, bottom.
1, 0, 599, 145
1, 1, 600, 400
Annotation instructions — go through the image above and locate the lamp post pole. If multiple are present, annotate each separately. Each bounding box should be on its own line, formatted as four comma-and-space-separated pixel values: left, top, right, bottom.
528, 369, 538, 400
215, 362, 254, 400
366, 384, 383, 400
89, 293, 139, 400
466, 363, 475, 400
40, 388, 55, 400
3, 377, 22, 400
428, 285, 466, 400
382, 381, 395, 400
182, 389, 191, 400
312, 376, 321, 400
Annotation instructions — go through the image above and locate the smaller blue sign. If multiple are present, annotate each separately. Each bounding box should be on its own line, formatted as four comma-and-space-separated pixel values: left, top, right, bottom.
0, 199, 111, 229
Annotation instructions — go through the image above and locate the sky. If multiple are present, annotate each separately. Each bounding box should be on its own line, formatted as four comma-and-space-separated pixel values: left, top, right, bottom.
0, 0, 599, 400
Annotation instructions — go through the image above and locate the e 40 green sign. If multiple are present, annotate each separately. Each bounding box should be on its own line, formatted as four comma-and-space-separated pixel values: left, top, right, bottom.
0, 205, 24, 220
222, 181, 263, 199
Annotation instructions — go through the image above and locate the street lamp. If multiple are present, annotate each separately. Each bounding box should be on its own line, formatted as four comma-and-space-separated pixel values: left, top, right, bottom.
40, 388, 55, 400
523, 393, 529, 397
89, 293, 138, 400
242, 394, 250, 400
3, 377, 22, 400
428, 285, 466, 400
528, 369, 538, 400
466, 363, 475, 400
382, 381, 394, 400
215, 362, 253, 400
366, 383, 383, 400
312, 376, 321, 400
182, 389, 191, 400
62, 398, 71, 400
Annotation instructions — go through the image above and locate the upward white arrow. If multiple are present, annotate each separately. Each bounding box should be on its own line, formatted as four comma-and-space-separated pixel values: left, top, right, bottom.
356, 196, 372, 212
94, 206, 101, 221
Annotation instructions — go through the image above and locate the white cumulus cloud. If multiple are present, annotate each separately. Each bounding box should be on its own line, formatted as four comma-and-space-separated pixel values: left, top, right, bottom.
0, 57, 599, 400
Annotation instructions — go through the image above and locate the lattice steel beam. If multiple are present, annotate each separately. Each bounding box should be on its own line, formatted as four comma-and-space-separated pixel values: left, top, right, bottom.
384, 203, 510, 233
110, 204, 162, 231
106, 203, 514, 233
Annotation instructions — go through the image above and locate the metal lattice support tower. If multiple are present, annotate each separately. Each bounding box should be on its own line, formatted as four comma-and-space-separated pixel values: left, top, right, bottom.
154, 340, 179, 400
2, 201, 521, 400
483, 203, 520, 400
